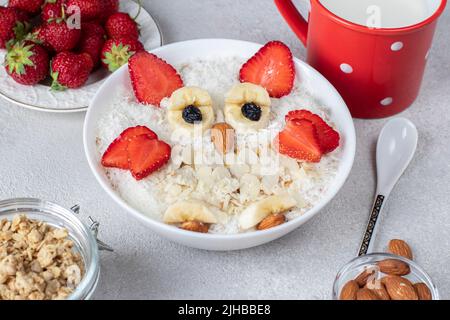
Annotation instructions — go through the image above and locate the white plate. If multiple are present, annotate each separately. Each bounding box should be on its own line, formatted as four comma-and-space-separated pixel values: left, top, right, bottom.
84, 39, 356, 250
0, 0, 162, 113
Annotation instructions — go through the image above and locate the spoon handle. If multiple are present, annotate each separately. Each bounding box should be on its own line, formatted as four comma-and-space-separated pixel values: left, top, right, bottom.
358, 194, 387, 256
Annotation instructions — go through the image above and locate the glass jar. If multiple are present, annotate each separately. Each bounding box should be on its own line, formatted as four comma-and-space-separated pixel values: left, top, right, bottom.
0, 198, 100, 300
332, 253, 439, 300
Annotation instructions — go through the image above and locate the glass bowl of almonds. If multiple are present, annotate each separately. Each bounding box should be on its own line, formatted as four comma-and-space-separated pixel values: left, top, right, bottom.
0, 198, 100, 300
332, 240, 439, 300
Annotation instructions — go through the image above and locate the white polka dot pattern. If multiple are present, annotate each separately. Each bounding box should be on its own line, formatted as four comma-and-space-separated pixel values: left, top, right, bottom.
380, 97, 393, 106
340, 63, 353, 74
391, 42, 404, 51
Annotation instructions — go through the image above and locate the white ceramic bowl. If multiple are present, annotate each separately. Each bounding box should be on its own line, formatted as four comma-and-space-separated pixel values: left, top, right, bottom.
84, 39, 356, 251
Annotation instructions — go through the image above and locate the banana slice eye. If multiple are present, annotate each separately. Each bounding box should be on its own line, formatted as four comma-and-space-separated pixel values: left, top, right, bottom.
168, 87, 215, 133
224, 83, 271, 131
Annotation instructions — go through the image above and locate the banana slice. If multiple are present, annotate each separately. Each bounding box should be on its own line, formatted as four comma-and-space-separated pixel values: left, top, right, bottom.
169, 87, 213, 111
163, 200, 218, 224
168, 87, 215, 133
224, 83, 271, 131
225, 82, 271, 106
238, 195, 296, 230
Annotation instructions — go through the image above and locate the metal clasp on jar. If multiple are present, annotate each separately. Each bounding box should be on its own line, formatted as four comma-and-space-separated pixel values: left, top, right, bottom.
70, 205, 114, 252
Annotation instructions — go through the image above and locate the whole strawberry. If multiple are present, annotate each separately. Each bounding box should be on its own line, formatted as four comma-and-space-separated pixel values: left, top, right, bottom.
65, 0, 102, 21
8, 0, 44, 15
101, 37, 144, 72
41, 18, 81, 52
51, 52, 93, 89
4, 40, 49, 85
99, 0, 119, 21
0, 6, 29, 48
105, 12, 139, 40
77, 22, 105, 67
30, 25, 52, 51
41, 0, 66, 21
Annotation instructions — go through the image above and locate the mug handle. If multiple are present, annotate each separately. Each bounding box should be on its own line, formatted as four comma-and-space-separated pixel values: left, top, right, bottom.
274, 0, 309, 46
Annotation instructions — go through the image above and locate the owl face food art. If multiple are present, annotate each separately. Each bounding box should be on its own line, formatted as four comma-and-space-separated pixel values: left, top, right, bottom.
96, 41, 341, 234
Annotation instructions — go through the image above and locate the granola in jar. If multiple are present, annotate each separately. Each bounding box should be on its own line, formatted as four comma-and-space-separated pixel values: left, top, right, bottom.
0, 215, 84, 300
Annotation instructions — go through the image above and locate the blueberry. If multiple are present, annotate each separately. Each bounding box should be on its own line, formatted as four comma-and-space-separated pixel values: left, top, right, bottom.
241, 103, 262, 121
182, 105, 203, 124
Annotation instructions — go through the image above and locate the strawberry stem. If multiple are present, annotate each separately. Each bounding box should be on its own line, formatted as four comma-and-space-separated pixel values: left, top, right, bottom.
60, 4, 66, 21
5, 41, 35, 75
102, 43, 134, 72
50, 70, 67, 91
13, 21, 30, 43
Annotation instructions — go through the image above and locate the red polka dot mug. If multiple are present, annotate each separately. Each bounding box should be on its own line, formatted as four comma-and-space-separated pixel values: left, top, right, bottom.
275, 0, 447, 118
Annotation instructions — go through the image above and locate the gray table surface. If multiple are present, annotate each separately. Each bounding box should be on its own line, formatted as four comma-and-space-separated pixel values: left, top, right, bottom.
0, 0, 449, 300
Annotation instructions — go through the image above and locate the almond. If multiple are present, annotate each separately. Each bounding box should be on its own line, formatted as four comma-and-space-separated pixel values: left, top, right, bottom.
356, 288, 379, 300
339, 280, 359, 300
211, 123, 235, 154
179, 221, 209, 233
383, 275, 418, 300
377, 259, 410, 276
388, 239, 413, 260
355, 266, 377, 287
257, 214, 286, 230
414, 282, 432, 300
366, 279, 390, 300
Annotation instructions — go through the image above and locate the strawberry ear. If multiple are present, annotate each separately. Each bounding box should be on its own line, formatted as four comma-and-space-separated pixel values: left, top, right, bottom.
239, 41, 295, 98
128, 51, 183, 106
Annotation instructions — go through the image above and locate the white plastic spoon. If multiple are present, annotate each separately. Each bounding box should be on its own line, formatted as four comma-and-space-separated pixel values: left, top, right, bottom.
358, 118, 418, 256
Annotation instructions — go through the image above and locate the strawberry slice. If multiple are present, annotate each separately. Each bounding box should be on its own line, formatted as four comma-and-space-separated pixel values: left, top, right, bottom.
128, 51, 184, 106
101, 126, 157, 169
285, 110, 340, 153
239, 41, 295, 98
274, 119, 322, 162
127, 134, 171, 180
101, 137, 130, 169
